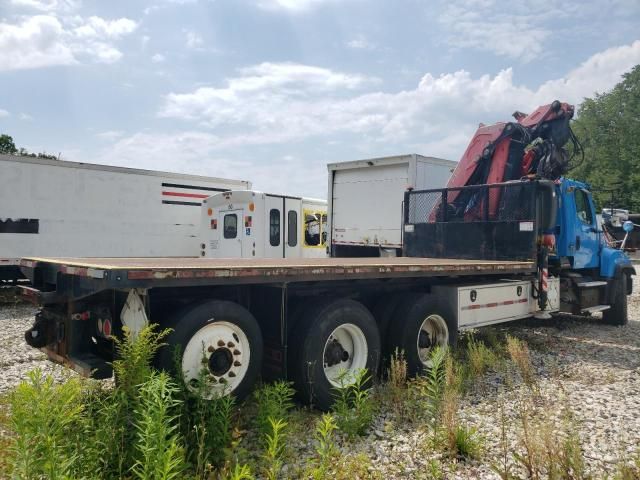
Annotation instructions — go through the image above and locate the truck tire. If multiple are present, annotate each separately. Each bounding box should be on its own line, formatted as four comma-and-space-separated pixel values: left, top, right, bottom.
603, 274, 628, 326
157, 300, 263, 401
387, 293, 456, 377
289, 298, 381, 411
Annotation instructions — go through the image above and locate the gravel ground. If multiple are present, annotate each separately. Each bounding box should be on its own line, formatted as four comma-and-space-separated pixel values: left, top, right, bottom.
1, 266, 638, 478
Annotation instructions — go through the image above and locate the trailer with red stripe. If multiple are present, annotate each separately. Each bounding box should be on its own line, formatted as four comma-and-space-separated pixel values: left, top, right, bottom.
0, 154, 250, 283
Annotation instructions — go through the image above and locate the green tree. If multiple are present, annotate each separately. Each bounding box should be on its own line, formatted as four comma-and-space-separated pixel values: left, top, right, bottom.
571, 65, 640, 211
0, 134, 17, 155
0, 133, 59, 160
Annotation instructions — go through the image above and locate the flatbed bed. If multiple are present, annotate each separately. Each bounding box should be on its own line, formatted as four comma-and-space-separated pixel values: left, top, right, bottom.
20, 256, 535, 298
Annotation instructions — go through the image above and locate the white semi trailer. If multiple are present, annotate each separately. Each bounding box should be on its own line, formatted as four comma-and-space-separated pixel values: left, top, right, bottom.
0, 154, 250, 282
327, 154, 456, 256
199, 190, 327, 259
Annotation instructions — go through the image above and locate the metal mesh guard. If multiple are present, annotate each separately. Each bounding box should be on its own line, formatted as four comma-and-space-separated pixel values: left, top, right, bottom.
406, 182, 537, 225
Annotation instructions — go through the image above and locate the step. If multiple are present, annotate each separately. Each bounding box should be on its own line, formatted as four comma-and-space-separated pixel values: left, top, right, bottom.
577, 281, 608, 288
581, 305, 611, 314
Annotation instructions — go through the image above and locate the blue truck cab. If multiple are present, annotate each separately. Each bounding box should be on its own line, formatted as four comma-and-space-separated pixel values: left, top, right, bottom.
552, 177, 634, 323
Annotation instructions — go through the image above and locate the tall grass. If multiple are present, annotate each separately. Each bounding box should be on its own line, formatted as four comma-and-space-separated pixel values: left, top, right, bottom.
4, 324, 247, 479
506, 335, 536, 389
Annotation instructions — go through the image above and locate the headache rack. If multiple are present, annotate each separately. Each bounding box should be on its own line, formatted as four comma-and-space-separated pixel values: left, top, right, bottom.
403, 180, 556, 261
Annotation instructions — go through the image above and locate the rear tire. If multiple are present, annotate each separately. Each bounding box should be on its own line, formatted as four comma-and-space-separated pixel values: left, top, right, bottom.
157, 300, 263, 401
288, 298, 381, 411
603, 274, 628, 326
387, 293, 457, 377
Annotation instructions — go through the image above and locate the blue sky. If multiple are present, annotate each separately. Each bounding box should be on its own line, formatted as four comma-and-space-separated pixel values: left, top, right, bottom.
1, 0, 639, 198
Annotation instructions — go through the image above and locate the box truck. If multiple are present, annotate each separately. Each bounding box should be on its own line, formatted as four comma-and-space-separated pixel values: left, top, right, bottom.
0, 154, 250, 282
199, 190, 327, 259
327, 154, 456, 257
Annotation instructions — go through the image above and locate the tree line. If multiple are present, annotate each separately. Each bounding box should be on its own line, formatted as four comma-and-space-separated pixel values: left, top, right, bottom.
0, 134, 59, 160
571, 64, 640, 211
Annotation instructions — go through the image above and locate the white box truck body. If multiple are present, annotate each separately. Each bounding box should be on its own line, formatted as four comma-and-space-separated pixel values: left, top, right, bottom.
0, 154, 250, 281
200, 190, 327, 259
328, 154, 456, 256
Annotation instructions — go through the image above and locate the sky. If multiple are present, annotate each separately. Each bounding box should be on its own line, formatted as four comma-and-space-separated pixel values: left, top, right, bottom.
1, 0, 639, 198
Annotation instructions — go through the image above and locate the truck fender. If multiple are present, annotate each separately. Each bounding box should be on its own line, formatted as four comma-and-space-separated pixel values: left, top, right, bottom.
599, 245, 633, 279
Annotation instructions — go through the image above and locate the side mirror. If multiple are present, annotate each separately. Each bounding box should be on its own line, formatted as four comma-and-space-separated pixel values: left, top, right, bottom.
623, 220, 634, 233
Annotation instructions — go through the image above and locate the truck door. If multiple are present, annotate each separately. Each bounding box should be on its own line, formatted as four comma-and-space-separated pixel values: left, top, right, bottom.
571, 188, 599, 269
218, 209, 243, 257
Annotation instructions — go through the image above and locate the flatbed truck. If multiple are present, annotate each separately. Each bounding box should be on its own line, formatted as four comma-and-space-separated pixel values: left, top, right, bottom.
19, 179, 634, 410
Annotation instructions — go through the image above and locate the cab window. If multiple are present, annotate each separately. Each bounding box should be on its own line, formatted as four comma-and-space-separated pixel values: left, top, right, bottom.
269, 209, 280, 246
223, 214, 237, 239
574, 189, 593, 225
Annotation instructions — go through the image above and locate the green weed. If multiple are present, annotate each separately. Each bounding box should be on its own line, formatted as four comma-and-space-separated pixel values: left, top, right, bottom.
253, 380, 295, 437
307, 413, 339, 480
175, 358, 236, 474
332, 368, 375, 439
261, 417, 287, 480
8, 369, 85, 479
132, 372, 186, 480
407, 346, 447, 425
465, 335, 498, 380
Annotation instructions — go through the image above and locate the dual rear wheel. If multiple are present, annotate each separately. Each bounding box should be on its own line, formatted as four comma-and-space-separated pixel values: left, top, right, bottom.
158, 294, 455, 409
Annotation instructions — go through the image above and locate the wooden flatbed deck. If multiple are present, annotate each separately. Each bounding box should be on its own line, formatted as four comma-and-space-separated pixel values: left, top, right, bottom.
21, 256, 535, 285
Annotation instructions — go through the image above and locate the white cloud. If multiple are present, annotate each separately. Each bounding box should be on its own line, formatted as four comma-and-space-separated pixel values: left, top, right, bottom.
346, 35, 375, 50
256, 0, 342, 13
10, 0, 80, 12
185, 30, 203, 49
95, 130, 125, 140
104, 40, 640, 196
151, 53, 165, 63
73, 16, 137, 39
19, 113, 33, 120
437, 0, 575, 61
0, 16, 76, 70
159, 41, 640, 155
0, 109, 10, 118
0, 14, 138, 71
